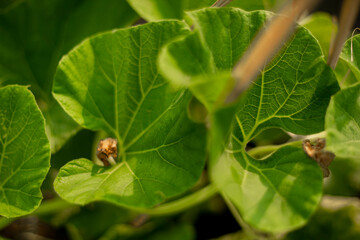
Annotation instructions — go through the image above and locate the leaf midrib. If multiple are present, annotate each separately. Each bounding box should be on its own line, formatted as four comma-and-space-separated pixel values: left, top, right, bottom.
121, 30, 163, 148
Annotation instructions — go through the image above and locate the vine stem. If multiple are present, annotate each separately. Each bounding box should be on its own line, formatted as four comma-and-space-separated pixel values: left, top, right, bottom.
0, 185, 217, 229
247, 139, 303, 159
327, 0, 360, 68
130, 184, 218, 215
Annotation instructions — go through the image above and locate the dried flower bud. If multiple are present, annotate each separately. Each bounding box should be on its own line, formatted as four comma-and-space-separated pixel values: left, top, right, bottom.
96, 138, 118, 166
302, 138, 335, 177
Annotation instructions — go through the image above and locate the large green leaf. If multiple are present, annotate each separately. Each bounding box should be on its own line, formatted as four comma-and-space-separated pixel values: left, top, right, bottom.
160, 8, 339, 130
159, 9, 270, 111
212, 146, 322, 232
159, 8, 339, 232
126, 0, 276, 22
53, 21, 206, 208
0, 85, 50, 218
325, 83, 360, 159
0, 0, 138, 152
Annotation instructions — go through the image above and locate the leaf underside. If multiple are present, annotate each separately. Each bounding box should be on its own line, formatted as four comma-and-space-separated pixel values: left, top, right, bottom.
53, 21, 206, 208
0, 85, 50, 218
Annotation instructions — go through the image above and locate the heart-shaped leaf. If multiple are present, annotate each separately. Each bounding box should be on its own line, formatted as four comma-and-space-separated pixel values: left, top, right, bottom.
159, 8, 339, 232
0, 85, 50, 218
53, 21, 206, 208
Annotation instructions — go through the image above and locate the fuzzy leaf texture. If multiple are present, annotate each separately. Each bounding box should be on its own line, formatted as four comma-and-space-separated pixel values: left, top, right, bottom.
53, 21, 206, 208
326, 83, 360, 159
159, 8, 339, 232
0, 85, 50, 218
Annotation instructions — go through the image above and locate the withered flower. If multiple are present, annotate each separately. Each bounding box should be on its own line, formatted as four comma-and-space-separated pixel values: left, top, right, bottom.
302, 139, 335, 177
96, 138, 118, 166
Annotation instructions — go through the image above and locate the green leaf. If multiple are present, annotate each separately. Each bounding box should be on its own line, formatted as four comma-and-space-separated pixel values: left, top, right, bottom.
161, 8, 339, 127
227, 0, 278, 11
0, 85, 50, 218
301, 12, 337, 58
127, 0, 184, 21
159, 8, 339, 232
325, 83, 360, 159
339, 35, 360, 83
334, 58, 358, 88
233, 58, 338, 142
159, 9, 269, 111
0, 0, 138, 152
285, 196, 360, 240
53, 21, 206, 208
212, 146, 322, 232
127, 0, 277, 22
324, 157, 360, 196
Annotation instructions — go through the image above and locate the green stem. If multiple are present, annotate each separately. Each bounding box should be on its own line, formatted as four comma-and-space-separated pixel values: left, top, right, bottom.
247, 132, 327, 159
132, 184, 218, 215
0, 198, 73, 230
247, 140, 303, 159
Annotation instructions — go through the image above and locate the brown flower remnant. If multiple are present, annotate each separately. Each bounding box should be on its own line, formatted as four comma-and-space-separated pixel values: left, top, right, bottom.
302, 139, 335, 177
96, 138, 118, 166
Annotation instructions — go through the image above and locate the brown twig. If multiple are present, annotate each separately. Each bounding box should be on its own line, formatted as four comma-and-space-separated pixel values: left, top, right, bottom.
211, 0, 233, 7
327, 0, 360, 69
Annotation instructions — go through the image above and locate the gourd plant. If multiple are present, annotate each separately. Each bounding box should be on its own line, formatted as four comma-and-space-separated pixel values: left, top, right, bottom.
1, 0, 360, 239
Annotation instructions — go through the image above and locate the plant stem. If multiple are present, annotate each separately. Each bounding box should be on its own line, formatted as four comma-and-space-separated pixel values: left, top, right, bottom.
131, 184, 218, 215
247, 140, 303, 159
327, 0, 360, 68
212, 0, 233, 7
